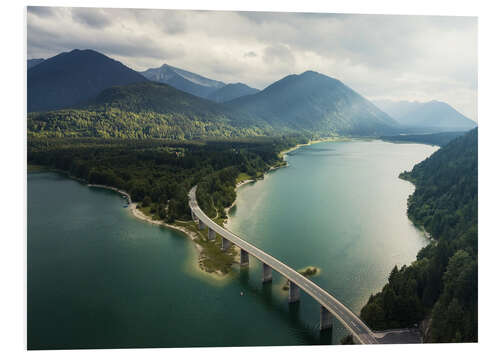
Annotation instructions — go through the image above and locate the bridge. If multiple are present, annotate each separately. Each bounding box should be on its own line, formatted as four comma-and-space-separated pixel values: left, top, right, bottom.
188, 186, 379, 344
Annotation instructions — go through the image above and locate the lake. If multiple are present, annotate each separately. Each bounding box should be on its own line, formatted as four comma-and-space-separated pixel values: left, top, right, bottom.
27, 140, 437, 349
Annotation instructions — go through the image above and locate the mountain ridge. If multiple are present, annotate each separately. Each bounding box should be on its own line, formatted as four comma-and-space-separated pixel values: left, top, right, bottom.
28, 49, 148, 112
27, 58, 45, 69
227, 70, 399, 135
141, 64, 225, 99
207, 82, 259, 103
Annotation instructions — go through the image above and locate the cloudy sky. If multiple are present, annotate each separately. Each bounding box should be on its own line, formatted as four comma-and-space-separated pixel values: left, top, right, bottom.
27, 7, 477, 121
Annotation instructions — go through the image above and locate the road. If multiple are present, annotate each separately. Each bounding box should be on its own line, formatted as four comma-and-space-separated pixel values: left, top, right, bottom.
188, 186, 379, 344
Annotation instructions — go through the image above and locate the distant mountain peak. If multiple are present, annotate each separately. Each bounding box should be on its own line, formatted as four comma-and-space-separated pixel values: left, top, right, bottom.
300, 70, 320, 76
141, 63, 258, 102
374, 99, 476, 131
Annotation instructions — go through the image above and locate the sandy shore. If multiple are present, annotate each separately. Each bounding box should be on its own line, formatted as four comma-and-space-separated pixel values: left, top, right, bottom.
87, 184, 239, 278
278, 136, 346, 159
88, 184, 203, 254
85, 138, 340, 279
222, 179, 255, 222
129, 203, 201, 249
88, 184, 132, 204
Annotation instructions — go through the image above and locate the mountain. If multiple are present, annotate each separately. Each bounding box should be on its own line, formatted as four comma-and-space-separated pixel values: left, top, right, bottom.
141, 64, 225, 99
27, 58, 44, 69
27, 49, 147, 112
227, 71, 399, 136
207, 83, 259, 103
374, 100, 477, 132
27, 81, 271, 139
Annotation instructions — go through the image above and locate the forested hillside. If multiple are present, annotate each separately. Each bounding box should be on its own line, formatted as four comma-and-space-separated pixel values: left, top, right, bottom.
28, 135, 308, 222
360, 128, 477, 342
28, 82, 271, 140
27, 50, 402, 139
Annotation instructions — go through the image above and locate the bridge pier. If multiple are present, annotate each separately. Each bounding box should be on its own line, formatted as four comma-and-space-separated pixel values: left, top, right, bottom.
208, 227, 216, 241
221, 237, 231, 251
198, 220, 206, 230
288, 281, 300, 303
240, 249, 249, 266
191, 210, 198, 222
320, 305, 333, 330
262, 263, 272, 283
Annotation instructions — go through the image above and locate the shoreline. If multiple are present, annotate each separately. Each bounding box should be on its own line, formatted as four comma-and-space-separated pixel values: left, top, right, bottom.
278, 136, 342, 159
87, 183, 232, 278
224, 136, 343, 227
87, 184, 201, 246
35, 138, 340, 280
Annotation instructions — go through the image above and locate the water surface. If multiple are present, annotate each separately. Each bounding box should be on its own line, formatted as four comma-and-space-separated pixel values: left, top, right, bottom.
27, 140, 437, 349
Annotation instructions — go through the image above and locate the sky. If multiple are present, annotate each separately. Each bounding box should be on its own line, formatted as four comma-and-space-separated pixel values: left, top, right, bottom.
27, 7, 478, 121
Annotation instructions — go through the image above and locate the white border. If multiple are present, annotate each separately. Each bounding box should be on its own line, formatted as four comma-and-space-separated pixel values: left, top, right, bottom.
2, 1, 497, 356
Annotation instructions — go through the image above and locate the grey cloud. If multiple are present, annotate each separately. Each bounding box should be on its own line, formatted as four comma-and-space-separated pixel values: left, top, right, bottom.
244, 51, 257, 58
27, 18, 185, 65
263, 44, 295, 66
71, 8, 111, 29
238, 11, 342, 25
27, 6, 55, 18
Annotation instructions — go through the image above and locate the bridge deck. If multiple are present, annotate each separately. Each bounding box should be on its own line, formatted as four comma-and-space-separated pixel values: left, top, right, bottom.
188, 186, 378, 344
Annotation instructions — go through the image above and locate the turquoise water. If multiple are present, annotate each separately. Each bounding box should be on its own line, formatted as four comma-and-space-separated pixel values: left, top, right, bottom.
27, 140, 437, 349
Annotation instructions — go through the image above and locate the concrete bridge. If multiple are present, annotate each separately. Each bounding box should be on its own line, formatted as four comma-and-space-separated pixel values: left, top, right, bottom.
188, 186, 379, 344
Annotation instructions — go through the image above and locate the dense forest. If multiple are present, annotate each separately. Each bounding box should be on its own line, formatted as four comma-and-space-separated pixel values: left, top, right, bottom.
360, 128, 477, 342
27, 82, 272, 140
28, 135, 309, 222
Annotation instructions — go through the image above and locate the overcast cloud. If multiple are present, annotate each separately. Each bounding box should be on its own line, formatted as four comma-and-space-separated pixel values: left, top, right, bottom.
27, 7, 477, 121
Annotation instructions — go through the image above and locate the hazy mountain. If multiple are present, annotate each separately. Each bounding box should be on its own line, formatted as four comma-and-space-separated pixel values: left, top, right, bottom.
27, 49, 147, 112
141, 64, 225, 99
380, 131, 467, 147
27, 58, 44, 69
28, 82, 271, 139
374, 100, 477, 132
227, 71, 399, 136
207, 83, 259, 103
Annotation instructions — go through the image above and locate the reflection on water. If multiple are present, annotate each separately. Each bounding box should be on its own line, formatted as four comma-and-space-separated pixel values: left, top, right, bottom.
227, 140, 437, 342
28, 140, 437, 349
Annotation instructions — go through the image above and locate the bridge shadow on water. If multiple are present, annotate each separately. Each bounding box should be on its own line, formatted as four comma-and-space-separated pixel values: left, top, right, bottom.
237, 267, 334, 346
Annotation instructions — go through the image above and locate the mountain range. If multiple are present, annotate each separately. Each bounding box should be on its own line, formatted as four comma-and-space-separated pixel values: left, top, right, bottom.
141, 64, 259, 102
27, 48, 475, 140
374, 100, 477, 132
